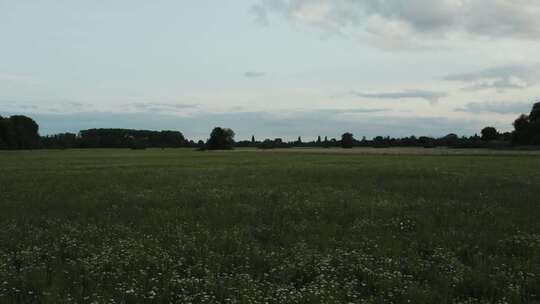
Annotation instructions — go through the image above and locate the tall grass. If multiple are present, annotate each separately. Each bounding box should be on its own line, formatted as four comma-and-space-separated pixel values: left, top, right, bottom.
1, 149, 539, 303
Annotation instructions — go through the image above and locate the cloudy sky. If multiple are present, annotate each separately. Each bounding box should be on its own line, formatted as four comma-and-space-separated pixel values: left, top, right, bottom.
1, 0, 539, 140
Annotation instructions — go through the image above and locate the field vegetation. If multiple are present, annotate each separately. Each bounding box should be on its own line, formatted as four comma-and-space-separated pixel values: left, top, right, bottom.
1, 149, 539, 303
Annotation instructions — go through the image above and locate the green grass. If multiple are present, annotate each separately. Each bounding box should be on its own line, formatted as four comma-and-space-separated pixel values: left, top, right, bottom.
1, 149, 539, 303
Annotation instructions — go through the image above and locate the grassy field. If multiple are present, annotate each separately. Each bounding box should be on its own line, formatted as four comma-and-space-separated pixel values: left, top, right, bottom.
1, 149, 540, 303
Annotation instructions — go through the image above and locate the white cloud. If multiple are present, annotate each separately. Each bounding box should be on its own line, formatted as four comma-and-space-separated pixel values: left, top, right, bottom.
244, 71, 266, 78
444, 64, 540, 91
456, 101, 535, 114
352, 89, 447, 104
252, 0, 540, 48
0, 74, 32, 82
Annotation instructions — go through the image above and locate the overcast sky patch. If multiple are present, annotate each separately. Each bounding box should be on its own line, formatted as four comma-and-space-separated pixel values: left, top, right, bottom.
4, 107, 489, 140
252, 0, 540, 47
244, 71, 266, 78
444, 64, 540, 91
351, 90, 447, 104
456, 101, 535, 115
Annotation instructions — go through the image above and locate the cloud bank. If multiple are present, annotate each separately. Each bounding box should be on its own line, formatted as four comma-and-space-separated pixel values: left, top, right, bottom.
252, 0, 540, 47
352, 90, 447, 104
444, 64, 540, 91
456, 101, 535, 114
244, 71, 266, 78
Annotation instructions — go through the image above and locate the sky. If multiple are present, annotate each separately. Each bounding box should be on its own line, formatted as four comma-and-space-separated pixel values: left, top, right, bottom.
1, 0, 540, 140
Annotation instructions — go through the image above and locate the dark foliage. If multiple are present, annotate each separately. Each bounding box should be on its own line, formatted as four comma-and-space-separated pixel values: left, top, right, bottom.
77, 129, 186, 149
0, 115, 6, 149
206, 127, 235, 150
530, 102, 540, 122
129, 136, 149, 150
0, 115, 40, 149
481, 127, 499, 141
341, 133, 354, 149
39, 129, 187, 149
41, 133, 78, 149
511, 102, 540, 145
440, 133, 459, 147
258, 139, 278, 149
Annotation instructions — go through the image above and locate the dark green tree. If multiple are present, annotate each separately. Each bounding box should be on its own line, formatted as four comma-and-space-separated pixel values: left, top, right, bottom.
442, 133, 459, 146
206, 127, 235, 150
0, 115, 7, 148
76, 129, 185, 148
41, 133, 78, 149
157, 131, 185, 148
7, 115, 40, 149
341, 133, 354, 149
512, 115, 531, 145
511, 102, 540, 145
529, 102, 540, 122
481, 127, 499, 141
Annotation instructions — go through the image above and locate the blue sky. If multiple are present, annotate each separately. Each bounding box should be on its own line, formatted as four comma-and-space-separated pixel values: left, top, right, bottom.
1, 0, 539, 140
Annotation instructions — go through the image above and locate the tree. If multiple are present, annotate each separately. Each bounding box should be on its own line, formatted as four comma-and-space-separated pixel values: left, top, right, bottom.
528, 102, 540, 145
0, 115, 7, 148
481, 127, 499, 141
7, 115, 40, 149
42, 133, 78, 149
76, 128, 186, 148
442, 133, 459, 147
530, 102, 540, 122
513, 114, 538, 145
419, 136, 435, 148
510, 102, 540, 145
372, 136, 385, 148
206, 127, 235, 150
317, 136, 321, 145
258, 139, 276, 149
323, 136, 329, 148
251, 135, 255, 143
126, 135, 148, 150
341, 133, 354, 149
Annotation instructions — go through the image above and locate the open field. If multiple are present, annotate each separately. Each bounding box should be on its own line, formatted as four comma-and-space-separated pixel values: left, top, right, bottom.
251, 147, 540, 156
1, 149, 540, 303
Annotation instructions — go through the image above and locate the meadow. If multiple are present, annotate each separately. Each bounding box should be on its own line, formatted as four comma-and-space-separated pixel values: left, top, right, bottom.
0, 148, 539, 303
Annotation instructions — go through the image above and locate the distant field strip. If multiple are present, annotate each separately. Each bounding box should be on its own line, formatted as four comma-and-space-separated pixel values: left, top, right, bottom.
250, 147, 540, 155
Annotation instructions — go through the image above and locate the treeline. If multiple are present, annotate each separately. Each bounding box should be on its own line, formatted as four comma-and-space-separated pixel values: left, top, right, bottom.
237, 133, 513, 149
1, 102, 539, 150
42, 129, 189, 149
234, 102, 539, 150
0, 115, 40, 149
